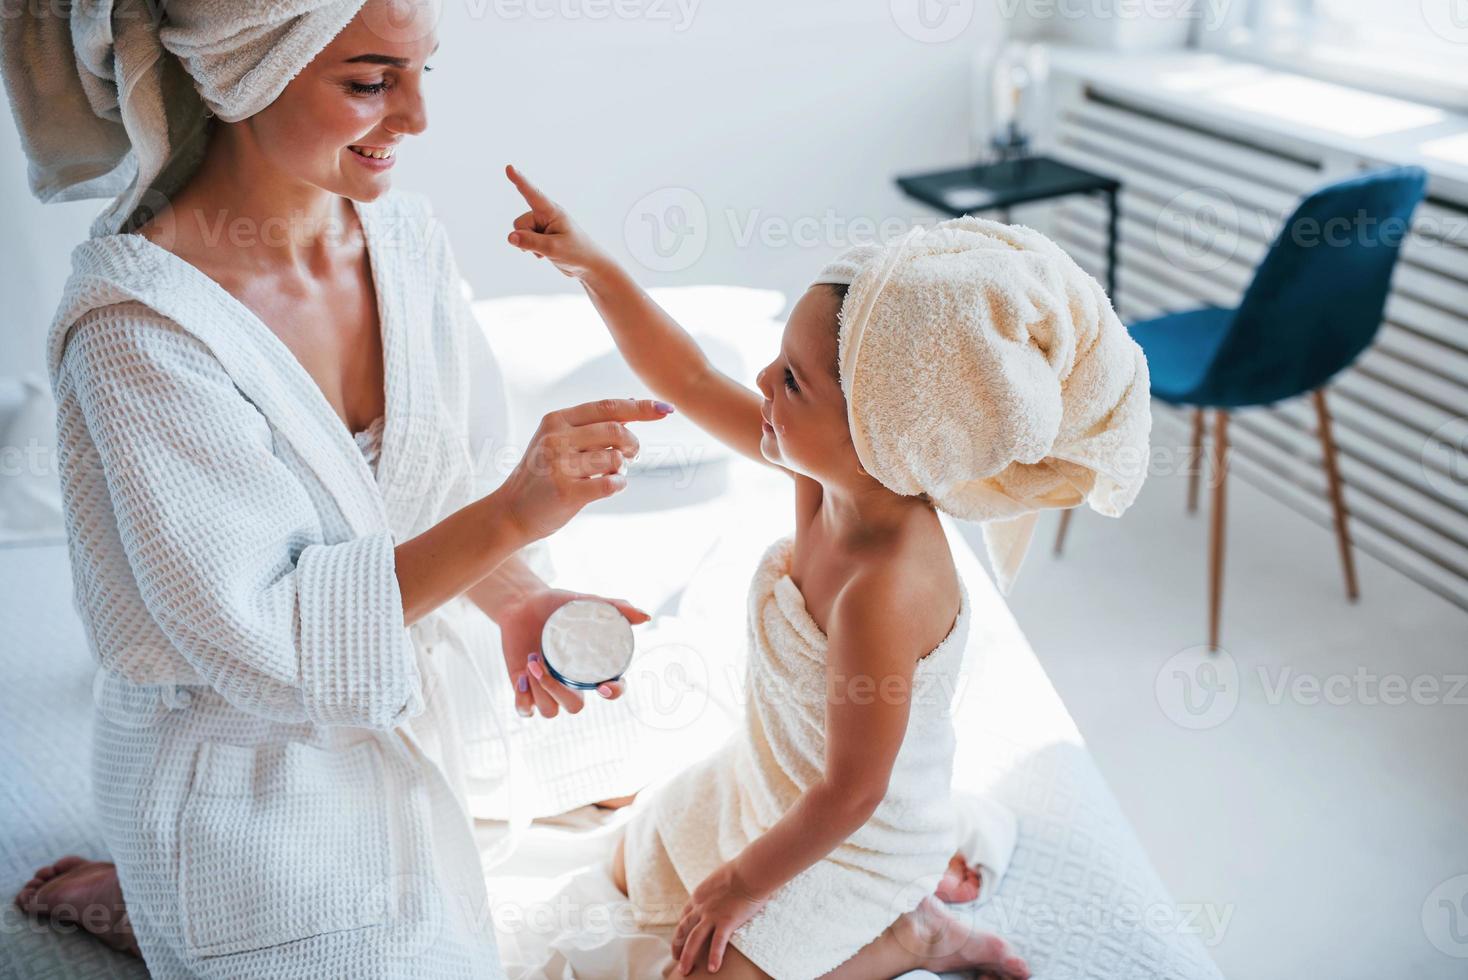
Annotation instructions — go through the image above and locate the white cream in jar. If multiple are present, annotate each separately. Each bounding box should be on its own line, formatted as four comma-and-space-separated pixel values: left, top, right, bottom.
539, 599, 635, 690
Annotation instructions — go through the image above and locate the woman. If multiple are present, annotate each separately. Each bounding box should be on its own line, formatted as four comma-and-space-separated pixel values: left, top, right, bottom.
3, 0, 665, 975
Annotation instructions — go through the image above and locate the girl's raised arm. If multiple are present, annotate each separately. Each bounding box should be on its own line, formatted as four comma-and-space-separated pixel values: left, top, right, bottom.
504, 165, 782, 472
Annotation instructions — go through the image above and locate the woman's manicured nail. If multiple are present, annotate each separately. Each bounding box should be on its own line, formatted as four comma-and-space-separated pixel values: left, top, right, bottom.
517, 705, 531, 717
654, 401, 675, 414
528, 659, 544, 680
516, 673, 529, 693
598, 684, 613, 698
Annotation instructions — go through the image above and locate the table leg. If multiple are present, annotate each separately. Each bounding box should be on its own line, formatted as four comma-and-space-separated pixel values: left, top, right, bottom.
1105, 188, 1119, 308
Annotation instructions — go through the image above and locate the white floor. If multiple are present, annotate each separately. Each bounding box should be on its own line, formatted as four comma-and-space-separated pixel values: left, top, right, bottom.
962, 443, 1468, 979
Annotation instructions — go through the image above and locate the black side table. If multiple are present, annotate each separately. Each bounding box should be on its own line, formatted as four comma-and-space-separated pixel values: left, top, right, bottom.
895, 155, 1121, 305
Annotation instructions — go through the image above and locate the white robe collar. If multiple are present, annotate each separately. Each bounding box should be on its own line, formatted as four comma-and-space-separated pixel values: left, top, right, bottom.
46, 195, 439, 541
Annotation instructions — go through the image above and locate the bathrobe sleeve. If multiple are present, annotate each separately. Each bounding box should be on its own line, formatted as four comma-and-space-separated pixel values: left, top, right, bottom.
58, 304, 423, 730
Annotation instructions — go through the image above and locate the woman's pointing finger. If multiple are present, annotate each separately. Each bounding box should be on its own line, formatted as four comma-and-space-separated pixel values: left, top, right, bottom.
558, 398, 675, 427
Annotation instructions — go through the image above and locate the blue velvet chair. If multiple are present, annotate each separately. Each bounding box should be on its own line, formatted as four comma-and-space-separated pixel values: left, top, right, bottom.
1056, 166, 1428, 650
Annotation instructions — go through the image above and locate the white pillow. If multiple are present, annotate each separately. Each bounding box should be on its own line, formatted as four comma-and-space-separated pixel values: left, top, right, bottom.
0, 376, 64, 541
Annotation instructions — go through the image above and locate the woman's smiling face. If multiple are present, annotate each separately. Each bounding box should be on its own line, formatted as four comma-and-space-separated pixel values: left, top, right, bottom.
754, 285, 859, 481
245, 0, 441, 201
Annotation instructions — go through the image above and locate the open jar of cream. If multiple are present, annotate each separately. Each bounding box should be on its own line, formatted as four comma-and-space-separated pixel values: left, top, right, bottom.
539, 599, 636, 690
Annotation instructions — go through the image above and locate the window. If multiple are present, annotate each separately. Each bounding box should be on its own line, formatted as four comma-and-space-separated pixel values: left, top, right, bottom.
1199, 0, 1468, 111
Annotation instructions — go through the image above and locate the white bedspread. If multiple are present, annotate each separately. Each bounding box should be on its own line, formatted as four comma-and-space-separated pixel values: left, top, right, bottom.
0, 457, 1223, 980
1, 283, 1223, 979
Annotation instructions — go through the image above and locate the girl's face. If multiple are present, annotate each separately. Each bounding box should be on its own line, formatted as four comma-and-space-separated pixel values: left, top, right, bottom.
755, 286, 859, 481
242, 0, 440, 202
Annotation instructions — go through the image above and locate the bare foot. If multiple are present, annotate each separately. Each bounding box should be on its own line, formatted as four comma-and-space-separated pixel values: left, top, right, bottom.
14, 856, 139, 958
935, 851, 984, 904
893, 895, 1029, 978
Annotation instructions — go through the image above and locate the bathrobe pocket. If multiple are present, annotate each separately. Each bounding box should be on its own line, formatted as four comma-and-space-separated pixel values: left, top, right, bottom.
179, 739, 393, 957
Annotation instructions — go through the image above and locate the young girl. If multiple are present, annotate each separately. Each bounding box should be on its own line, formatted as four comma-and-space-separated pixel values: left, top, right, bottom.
505, 166, 1149, 979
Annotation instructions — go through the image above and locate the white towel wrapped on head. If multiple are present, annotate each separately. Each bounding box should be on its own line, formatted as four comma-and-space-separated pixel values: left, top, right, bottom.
0, 0, 370, 236
813, 218, 1152, 594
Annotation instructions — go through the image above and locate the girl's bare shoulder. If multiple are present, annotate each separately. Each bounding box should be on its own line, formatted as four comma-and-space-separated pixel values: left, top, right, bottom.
837, 516, 960, 652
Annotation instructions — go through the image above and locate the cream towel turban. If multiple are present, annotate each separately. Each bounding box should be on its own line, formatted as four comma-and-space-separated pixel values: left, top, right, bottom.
813, 217, 1152, 595
1, 0, 370, 237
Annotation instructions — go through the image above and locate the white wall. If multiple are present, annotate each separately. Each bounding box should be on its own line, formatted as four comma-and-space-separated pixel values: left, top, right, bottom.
1, 0, 1011, 379
0, 119, 98, 378
1005, 0, 1196, 50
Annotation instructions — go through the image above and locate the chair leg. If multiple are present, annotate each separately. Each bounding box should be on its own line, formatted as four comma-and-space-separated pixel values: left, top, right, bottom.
1187, 407, 1204, 514
1208, 410, 1229, 652
1054, 508, 1073, 556
1313, 388, 1360, 602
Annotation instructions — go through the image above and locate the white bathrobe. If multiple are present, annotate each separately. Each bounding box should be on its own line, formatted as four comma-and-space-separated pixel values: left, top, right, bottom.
46, 188, 532, 978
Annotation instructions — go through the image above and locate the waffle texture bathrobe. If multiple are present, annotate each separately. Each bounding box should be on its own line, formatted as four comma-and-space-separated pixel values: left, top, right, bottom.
623, 537, 972, 978
47, 189, 521, 978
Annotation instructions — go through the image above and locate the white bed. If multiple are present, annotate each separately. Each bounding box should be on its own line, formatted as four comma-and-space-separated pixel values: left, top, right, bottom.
0, 288, 1225, 980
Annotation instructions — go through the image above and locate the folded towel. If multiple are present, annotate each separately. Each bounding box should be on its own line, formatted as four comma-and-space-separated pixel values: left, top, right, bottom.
813, 218, 1152, 594
0, 0, 366, 237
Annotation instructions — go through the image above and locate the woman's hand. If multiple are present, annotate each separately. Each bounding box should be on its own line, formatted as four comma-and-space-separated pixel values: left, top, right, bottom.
494, 397, 672, 543
497, 587, 650, 717
671, 860, 768, 975
505, 164, 615, 281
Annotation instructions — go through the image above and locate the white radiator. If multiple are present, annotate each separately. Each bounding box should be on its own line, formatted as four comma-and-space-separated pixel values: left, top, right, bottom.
1044, 86, 1468, 611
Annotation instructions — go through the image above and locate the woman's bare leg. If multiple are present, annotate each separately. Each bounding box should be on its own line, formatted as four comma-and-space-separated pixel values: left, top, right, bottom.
611, 833, 629, 893
14, 856, 139, 957
595, 791, 640, 810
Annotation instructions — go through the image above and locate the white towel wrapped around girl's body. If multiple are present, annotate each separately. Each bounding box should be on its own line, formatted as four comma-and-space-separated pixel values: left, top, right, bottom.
622, 536, 977, 978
